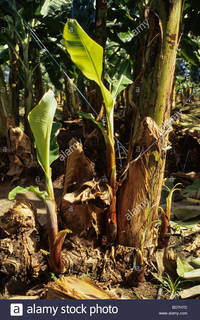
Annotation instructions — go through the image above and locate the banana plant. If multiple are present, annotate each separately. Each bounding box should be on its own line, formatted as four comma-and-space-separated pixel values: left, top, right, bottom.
158, 183, 182, 249
63, 19, 117, 241
8, 90, 71, 273
63, 19, 132, 241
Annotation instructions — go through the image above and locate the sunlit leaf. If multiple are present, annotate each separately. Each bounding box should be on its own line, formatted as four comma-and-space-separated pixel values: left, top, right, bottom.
165, 183, 182, 220
63, 19, 113, 113
177, 257, 194, 278
28, 90, 59, 179
112, 74, 132, 100
8, 185, 48, 201
40, 0, 51, 17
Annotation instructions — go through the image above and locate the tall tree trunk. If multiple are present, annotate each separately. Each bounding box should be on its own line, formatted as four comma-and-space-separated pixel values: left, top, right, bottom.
33, 49, 44, 104
94, 0, 108, 49
117, 0, 183, 250
24, 83, 33, 134
0, 64, 15, 137
0, 65, 10, 123
63, 77, 76, 120
9, 47, 20, 125
88, 0, 108, 115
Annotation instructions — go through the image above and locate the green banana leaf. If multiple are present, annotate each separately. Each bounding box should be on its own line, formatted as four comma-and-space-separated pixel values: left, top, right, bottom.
165, 183, 182, 220
177, 257, 200, 281
8, 186, 48, 201
28, 90, 60, 180
112, 74, 133, 100
63, 19, 114, 114
177, 257, 194, 278
40, 0, 51, 16
181, 37, 200, 66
